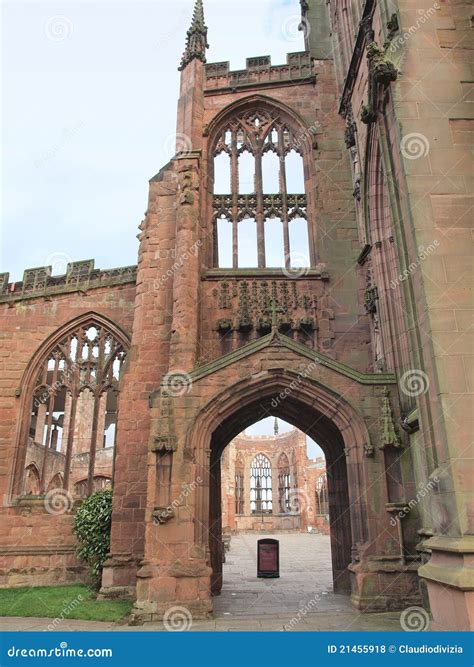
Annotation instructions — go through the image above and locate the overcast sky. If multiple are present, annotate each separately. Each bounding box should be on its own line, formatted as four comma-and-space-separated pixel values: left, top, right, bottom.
1, 0, 306, 281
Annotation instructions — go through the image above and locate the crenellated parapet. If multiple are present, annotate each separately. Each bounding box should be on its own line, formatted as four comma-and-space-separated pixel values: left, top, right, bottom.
0, 260, 137, 303
204, 52, 315, 93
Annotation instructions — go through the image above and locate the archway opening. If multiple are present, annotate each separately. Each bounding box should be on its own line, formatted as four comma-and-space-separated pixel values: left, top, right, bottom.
206, 389, 354, 611
215, 417, 336, 616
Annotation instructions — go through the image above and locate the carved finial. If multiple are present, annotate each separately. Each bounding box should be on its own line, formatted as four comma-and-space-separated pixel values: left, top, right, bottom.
179, 0, 208, 71
274, 417, 279, 436
380, 387, 401, 449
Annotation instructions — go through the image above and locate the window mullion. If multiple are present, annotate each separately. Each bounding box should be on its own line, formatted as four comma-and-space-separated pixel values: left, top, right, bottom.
279, 130, 290, 269
87, 390, 101, 496
231, 130, 238, 269
255, 147, 266, 268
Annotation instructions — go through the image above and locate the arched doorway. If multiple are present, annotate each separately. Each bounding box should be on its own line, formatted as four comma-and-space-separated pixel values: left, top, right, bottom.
190, 369, 371, 608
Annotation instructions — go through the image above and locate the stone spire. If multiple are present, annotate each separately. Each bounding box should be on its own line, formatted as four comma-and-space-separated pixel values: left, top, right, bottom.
274, 417, 279, 436
179, 0, 208, 71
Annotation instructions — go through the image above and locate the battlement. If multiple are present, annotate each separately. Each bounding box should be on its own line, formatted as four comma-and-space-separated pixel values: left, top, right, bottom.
204, 51, 315, 92
0, 260, 137, 303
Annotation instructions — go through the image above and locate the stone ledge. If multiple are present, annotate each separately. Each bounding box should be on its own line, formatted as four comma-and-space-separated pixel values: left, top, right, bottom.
418, 562, 474, 591
422, 535, 474, 554
0, 545, 76, 556
204, 268, 328, 280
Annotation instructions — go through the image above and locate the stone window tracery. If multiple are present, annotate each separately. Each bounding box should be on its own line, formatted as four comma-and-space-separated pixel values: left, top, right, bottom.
250, 453, 272, 514
212, 108, 312, 270
234, 453, 244, 515
315, 472, 329, 516
278, 453, 291, 513
21, 320, 127, 498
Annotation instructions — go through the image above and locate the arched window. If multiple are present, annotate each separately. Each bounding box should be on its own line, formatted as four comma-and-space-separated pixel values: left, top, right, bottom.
47, 472, 64, 492
74, 475, 112, 498
211, 107, 313, 270
291, 450, 299, 512
23, 464, 40, 495
250, 454, 272, 514
235, 453, 244, 515
278, 453, 291, 513
315, 473, 329, 516
19, 318, 128, 498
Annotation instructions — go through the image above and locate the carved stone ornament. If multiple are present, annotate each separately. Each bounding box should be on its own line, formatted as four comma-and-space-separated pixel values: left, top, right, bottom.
380, 388, 401, 449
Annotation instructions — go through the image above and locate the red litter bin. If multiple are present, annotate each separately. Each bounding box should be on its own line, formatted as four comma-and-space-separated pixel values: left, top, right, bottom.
257, 538, 280, 578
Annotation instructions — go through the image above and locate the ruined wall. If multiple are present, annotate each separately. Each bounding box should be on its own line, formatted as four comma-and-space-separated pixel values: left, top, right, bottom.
0, 263, 136, 585
220, 429, 329, 534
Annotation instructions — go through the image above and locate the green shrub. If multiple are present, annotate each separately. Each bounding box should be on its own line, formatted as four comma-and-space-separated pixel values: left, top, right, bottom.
73, 488, 113, 581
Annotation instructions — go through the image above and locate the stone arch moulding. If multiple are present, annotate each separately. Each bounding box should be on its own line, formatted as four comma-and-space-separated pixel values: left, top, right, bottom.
187, 368, 373, 593
206, 94, 314, 154
10, 311, 131, 499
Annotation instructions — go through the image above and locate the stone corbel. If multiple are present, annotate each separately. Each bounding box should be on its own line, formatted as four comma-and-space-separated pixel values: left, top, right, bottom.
361, 42, 398, 125
151, 435, 178, 452
364, 441, 375, 458
216, 318, 233, 334
152, 506, 174, 525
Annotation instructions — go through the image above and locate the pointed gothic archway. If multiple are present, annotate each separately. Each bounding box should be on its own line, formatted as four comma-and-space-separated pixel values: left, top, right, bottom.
189, 368, 372, 606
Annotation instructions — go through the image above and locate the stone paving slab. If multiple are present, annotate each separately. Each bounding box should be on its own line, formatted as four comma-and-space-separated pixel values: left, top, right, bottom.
0, 535, 407, 632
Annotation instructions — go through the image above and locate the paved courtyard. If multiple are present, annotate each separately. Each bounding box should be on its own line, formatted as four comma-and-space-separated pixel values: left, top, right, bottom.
1, 534, 406, 632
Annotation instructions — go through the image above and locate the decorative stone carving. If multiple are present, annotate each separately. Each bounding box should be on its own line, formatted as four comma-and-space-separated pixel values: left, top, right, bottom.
386, 13, 400, 44
353, 177, 361, 201
22, 266, 51, 293
214, 279, 319, 341
364, 285, 378, 314
151, 435, 178, 452
344, 121, 357, 149
361, 104, 377, 125
66, 260, 94, 287
152, 506, 175, 524
216, 318, 232, 334
364, 441, 375, 458
361, 42, 398, 125
380, 388, 401, 449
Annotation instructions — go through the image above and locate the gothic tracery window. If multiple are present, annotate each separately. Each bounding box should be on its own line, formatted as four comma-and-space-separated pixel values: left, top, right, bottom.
278, 453, 291, 513
250, 453, 272, 514
22, 320, 127, 498
212, 108, 312, 270
235, 453, 244, 515
315, 473, 329, 516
